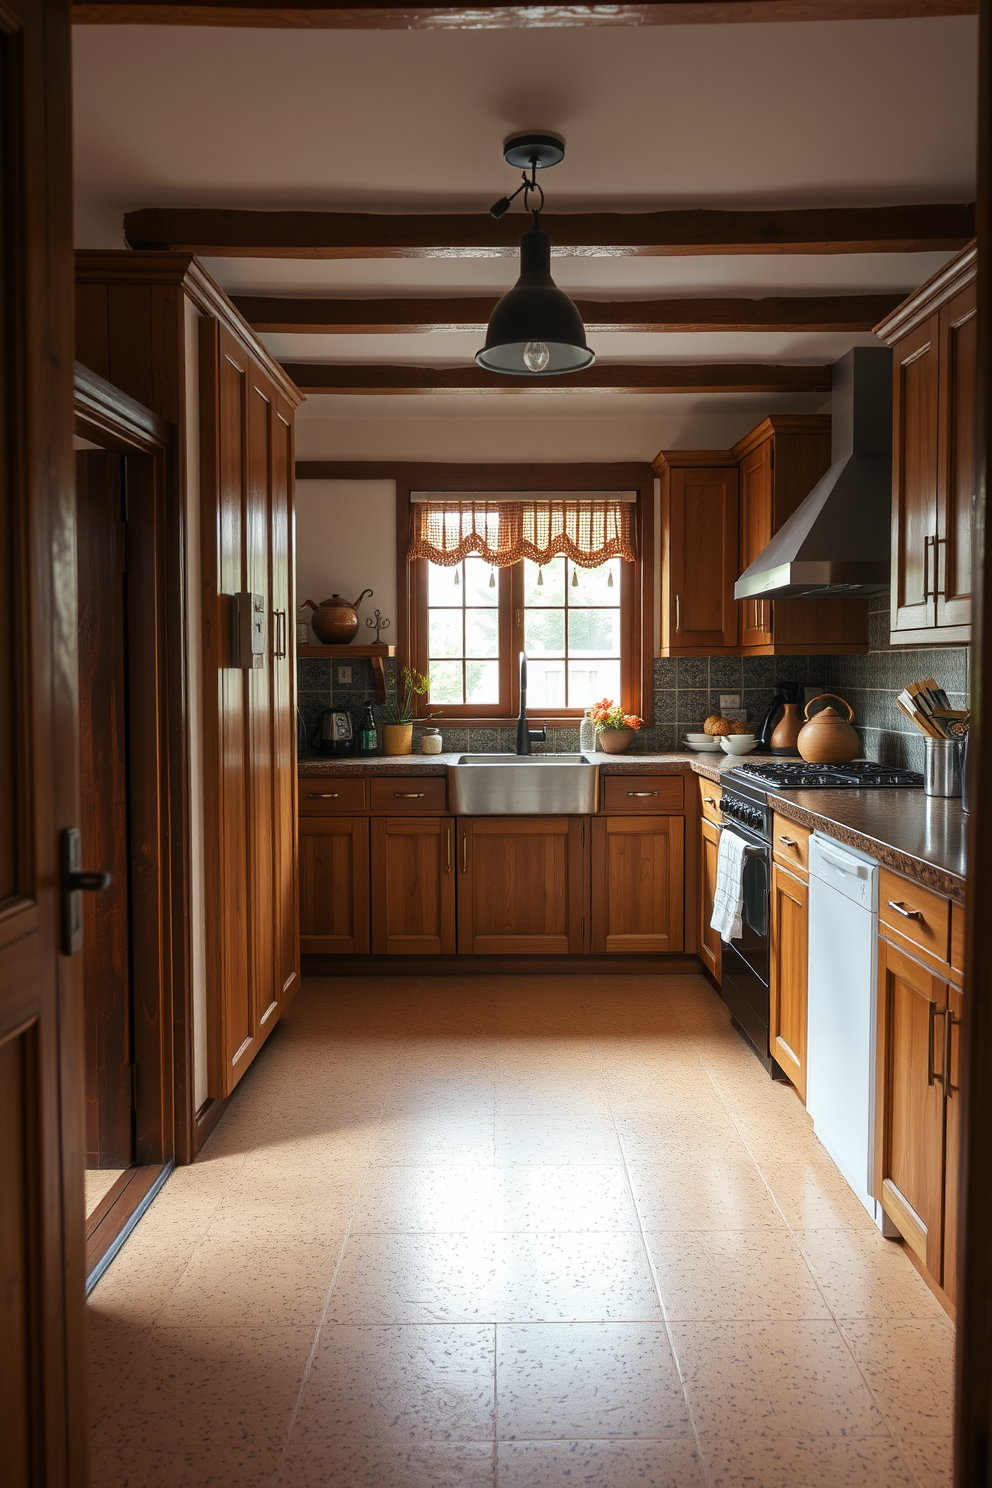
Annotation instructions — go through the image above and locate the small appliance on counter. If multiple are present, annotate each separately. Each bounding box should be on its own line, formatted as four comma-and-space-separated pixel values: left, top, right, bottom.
313, 708, 356, 756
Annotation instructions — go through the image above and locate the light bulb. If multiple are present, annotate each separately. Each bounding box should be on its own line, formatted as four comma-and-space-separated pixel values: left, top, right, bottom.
523, 341, 550, 373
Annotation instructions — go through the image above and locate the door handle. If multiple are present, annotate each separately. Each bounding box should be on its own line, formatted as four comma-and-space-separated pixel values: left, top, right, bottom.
60, 827, 112, 956
887, 899, 923, 921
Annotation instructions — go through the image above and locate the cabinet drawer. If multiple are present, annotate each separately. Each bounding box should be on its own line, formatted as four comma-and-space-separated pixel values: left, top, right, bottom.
370, 776, 448, 814
773, 814, 810, 877
880, 868, 950, 964
698, 778, 723, 824
299, 776, 367, 814
601, 774, 684, 813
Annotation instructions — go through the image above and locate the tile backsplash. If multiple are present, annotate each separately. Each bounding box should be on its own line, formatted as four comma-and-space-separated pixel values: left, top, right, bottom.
297, 592, 968, 765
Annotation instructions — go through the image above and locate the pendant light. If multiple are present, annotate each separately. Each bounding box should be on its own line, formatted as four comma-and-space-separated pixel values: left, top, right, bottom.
476, 133, 594, 377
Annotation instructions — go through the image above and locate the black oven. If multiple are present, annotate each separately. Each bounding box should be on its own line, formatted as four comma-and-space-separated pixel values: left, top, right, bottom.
716, 781, 785, 1078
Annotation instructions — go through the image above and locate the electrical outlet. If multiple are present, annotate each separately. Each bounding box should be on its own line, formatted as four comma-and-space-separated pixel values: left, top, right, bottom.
719, 693, 741, 709
337, 665, 352, 684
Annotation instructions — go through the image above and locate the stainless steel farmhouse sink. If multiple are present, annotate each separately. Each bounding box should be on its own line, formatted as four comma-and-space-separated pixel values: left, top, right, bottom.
447, 754, 599, 816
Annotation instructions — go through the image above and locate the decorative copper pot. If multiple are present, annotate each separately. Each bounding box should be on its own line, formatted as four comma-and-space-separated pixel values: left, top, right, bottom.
303, 589, 373, 645
797, 694, 860, 764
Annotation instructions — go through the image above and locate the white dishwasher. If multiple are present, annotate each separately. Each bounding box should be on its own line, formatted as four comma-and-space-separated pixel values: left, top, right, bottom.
806, 833, 884, 1228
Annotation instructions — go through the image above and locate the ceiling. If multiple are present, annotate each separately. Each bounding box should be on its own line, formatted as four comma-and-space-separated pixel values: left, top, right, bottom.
71, 15, 979, 452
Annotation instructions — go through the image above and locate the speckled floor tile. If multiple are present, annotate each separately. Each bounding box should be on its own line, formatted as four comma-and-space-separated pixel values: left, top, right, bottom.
496, 1165, 638, 1232
699, 1433, 917, 1487
646, 1228, 829, 1321
670, 1320, 889, 1439
795, 1230, 951, 1320
326, 1232, 500, 1323
495, 1439, 705, 1487
495, 1115, 622, 1165
758, 1155, 878, 1231
629, 1158, 787, 1231
277, 1440, 497, 1488
352, 1164, 498, 1233
840, 1320, 955, 1437
495, 1323, 689, 1439
293, 1324, 495, 1442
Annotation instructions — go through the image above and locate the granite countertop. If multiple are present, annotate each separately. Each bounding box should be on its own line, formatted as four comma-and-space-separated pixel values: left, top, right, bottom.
297, 749, 967, 899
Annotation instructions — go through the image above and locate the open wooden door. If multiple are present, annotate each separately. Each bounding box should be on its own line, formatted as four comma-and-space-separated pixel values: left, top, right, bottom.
0, 0, 88, 1483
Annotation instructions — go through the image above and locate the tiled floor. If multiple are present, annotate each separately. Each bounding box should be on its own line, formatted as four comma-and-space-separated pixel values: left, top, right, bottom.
88, 973, 954, 1487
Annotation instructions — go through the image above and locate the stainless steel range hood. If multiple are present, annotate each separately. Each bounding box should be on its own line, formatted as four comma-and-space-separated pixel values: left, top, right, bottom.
734, 347, 892, 602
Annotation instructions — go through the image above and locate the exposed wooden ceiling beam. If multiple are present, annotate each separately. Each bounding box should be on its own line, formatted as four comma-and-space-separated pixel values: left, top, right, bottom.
281, 362, 833, 394
73, 0, 978, 27
123, 203, 975, 259
234, 292, 903, 334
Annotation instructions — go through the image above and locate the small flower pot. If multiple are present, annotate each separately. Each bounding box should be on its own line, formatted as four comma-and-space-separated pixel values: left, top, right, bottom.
380, 723, 414, 757
597, 727, 634, 754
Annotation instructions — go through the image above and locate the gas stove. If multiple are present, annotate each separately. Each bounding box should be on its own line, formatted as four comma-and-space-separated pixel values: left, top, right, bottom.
729, 759, 924, 790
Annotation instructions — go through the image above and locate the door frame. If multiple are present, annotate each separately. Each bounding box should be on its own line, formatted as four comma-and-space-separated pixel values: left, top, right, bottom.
74, 363, 190, 1280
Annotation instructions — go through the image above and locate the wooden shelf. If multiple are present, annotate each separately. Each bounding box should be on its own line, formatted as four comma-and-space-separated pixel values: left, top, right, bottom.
297, 643, 397, 702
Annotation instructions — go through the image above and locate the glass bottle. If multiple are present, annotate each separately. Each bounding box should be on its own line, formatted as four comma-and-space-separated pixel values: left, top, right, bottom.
579, 708, 596, 755
358, 702, 378, 757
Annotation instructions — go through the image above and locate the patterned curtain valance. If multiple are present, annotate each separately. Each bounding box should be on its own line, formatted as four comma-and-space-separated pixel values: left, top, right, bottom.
407, 497, 636, 569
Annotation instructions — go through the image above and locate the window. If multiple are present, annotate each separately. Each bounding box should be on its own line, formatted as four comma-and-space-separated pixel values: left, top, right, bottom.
401, 478, 653, 725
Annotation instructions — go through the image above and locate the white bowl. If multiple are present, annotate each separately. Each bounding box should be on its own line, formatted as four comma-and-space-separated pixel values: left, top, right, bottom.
720, 736, 759, 755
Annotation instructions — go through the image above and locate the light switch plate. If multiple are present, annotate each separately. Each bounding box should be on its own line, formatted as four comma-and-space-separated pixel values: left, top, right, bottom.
338, 665, 353, 684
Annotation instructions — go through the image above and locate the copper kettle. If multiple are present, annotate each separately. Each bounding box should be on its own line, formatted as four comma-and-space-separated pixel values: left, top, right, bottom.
303, 589, 373, 645
797, 694, 860, 764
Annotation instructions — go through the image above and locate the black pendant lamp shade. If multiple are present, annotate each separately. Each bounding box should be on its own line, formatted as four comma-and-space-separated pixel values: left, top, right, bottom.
476, 229, 595, 376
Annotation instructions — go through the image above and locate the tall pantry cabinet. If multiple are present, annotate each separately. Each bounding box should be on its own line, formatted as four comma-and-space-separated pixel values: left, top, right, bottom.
76, 253, 303, 1109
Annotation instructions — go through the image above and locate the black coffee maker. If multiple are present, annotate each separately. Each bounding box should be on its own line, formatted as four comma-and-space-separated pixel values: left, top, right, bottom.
758, 680, 806, 753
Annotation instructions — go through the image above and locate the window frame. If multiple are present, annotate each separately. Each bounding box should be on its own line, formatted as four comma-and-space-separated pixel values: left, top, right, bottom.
396, 465, 654, 727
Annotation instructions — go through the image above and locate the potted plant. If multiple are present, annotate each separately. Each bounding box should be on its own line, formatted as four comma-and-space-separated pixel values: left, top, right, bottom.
591, 697, 643, 754
378, 666, 431, 756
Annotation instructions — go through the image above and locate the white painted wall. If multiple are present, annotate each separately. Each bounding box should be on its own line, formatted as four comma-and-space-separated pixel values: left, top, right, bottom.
296, 480, 397, 639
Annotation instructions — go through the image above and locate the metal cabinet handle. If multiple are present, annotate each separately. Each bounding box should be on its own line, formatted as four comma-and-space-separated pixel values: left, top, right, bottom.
461, 833, 468, 874
308, 792, 339, 799
887, 899, 923, 921
395, 792, 426, 798
628, 790, 659, 797
778, 835, 799, 847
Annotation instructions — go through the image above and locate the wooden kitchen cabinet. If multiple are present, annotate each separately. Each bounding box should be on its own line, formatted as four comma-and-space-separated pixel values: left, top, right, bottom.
698, 814, 722, 984
770, 862, 808, 1100
874, 936, 948, 1280
654, 417, 868, 657
590, 815, 685, 954
657, 457, 740, 654
878, 244, 976, 644
457, 816, 586, 955
298, 816, 370, 955
371, 816, 455, 955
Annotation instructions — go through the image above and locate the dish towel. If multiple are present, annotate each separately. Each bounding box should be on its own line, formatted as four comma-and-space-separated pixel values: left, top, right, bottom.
710, 830, 749, 942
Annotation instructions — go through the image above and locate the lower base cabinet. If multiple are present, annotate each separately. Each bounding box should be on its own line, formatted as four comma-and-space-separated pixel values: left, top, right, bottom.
371, 816, 455, 955
770, 862, 808, 1101
699, 816, 722, 982
874, 936, 948, 1284
298, 816, 370, 954
591, 815, 684, 954
457, 815, 586, 955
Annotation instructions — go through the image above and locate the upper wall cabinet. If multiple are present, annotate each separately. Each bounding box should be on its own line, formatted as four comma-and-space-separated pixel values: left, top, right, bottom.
877, 244, 976, 646
655, 416, 869, 657
75, 252, 304, 1101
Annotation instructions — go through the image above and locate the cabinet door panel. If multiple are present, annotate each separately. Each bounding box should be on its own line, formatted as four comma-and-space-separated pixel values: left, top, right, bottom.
699, 817, 722, 983
739, 443, 773, 649
299, 817, 370, 955
591, 816, 684, 955
665, 466, 739, 651
458, 817, 585, 955
371, 817, 455, 955
770, 864, 808, 1100
891, 315, 940, 635
937, 281, 976, 631
875, 938, 946, 1276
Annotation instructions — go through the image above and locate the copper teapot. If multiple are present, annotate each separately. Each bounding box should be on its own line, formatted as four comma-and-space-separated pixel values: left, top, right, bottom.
303, 589, 373, 645
797, 694, 860, 764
